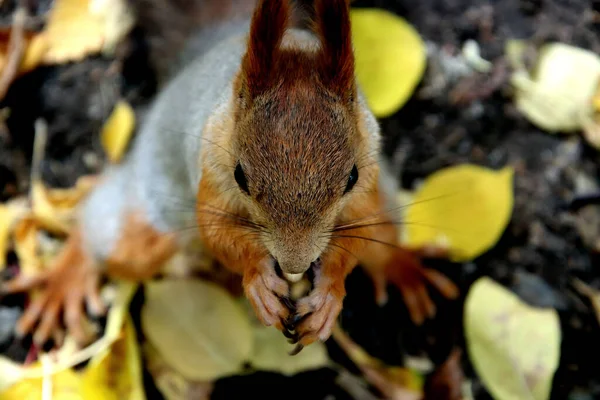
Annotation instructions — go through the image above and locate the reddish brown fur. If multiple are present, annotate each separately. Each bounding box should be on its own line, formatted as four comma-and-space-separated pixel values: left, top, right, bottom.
3, 0, 458, 350
241, 0, 290, 98
313, 0, 355, 100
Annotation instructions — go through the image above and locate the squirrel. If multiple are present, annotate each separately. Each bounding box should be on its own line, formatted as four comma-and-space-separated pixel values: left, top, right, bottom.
2, 0, 459, 349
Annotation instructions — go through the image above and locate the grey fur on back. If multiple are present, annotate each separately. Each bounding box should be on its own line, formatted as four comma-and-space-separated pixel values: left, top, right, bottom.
81, 24, 250, 261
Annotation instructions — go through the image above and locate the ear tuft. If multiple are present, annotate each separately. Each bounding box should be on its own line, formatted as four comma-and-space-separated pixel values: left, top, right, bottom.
314, 0, 355, 100
241, 0, 290, 98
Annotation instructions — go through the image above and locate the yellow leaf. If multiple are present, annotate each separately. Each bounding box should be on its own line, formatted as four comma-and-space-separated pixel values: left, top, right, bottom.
0, 356, 25, 393
0, 199, 28, 270
12, 216, 43, 275
101, 100, 135, 163
350, 9, 426, 118
248, 319, 330, 375
402, 164, 514, 262
40, 0, 134, 64
31, 175, 97, 235
19, 34, 49, 74
464, 277, 561, 400
82, 316, 145, 400
0, 366, 84, 400
141, 279, 253, 381
144, 343, 214, 400
508, 41, 600, 133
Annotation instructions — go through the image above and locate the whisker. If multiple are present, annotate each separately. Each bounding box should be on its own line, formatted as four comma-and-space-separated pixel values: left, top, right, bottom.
333, 191, 464, 232
327, 241, 359, 260
330, 234, 402, 250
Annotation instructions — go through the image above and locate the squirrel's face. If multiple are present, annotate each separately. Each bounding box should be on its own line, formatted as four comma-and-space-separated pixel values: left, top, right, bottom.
229, 0, 369, 276
233, 83, 363, 275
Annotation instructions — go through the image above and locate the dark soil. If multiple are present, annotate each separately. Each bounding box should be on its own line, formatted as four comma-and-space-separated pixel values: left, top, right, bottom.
1, 0, 600, 399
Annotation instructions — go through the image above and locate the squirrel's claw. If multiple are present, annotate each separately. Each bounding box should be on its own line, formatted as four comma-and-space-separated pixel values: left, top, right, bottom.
291, 281, 344, 347
244, 259, 291, 330
3, 253, 104, 347
383, 249, 459, 325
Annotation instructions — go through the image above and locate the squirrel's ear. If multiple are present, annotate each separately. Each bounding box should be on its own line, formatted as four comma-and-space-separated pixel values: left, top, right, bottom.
314, 0, 355, 101
241, 0, 289, 98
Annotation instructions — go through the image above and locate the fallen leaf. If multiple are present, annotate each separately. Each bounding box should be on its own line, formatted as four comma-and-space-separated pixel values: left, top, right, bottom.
464, 277, 561, 400
332, 325, 423, 400
508, 41, 600, 133
0, 30, 48, 77
41, 0, 134, 64
144, 342, 214, 400
100, 100, 135, 163
350, 8, 426, 118
12, 216, 43, 275
248, 318, 330, 375
0, 356, 25, 392
0, 198, 28, 270
141, 278, 253, 381
401, 164, 514, 262
82, 316, 145, 400
31, 175, 97, 235
0, 363, 83, 400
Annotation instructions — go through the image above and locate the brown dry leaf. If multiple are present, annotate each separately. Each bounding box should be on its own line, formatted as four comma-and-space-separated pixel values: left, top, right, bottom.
101, 100, 135, 163
41, 0, 135, 64
31, 175, 98, 235
332, 325, 423, 400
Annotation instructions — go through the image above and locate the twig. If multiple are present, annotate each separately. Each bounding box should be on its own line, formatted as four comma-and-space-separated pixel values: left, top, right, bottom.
0, 7, 27, 101
30, 118, 48, 188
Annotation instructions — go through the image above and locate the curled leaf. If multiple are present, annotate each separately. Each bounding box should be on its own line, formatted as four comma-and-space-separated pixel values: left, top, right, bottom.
100, 100, 135, 163
464, 277, 561, 400
508, 41, 600, 133
31, 175, 97, 235
350, 8, 426, 118
141, 279, 253, 381
13, 216, 43, 275
402, 164, 514, 262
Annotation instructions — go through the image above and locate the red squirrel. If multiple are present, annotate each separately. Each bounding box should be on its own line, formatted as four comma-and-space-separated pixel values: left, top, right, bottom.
2, 0, 458, 349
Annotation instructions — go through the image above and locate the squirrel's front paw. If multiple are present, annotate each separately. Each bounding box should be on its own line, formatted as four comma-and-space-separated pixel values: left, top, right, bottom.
290, 274, 345, 348
243, 257, 291, 330
1, 252, 104, 347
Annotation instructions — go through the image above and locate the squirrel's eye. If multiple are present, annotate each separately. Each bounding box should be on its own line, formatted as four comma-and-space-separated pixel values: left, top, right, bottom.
344, 165, 359, 194
234, 163, 250, 195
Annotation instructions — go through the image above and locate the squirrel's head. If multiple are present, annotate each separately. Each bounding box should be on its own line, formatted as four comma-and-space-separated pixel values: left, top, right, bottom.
230, 0, 378, 277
